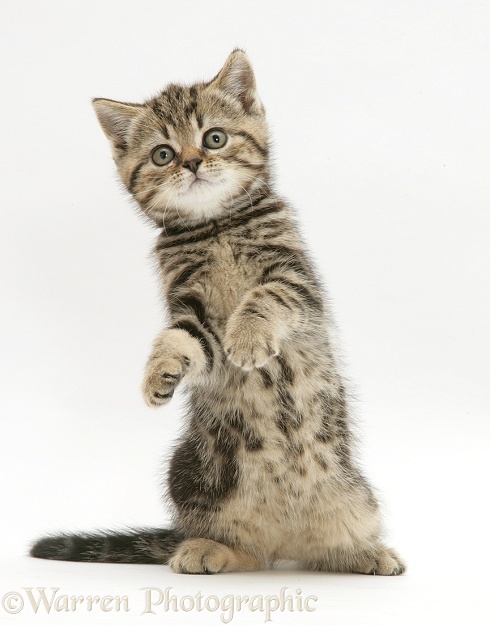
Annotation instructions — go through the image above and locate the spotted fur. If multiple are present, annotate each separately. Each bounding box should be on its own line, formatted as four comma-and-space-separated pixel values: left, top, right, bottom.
30, 51, 405, 576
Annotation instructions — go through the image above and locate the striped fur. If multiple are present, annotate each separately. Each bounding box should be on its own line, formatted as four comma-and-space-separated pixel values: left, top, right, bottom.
30, 51, 405, 575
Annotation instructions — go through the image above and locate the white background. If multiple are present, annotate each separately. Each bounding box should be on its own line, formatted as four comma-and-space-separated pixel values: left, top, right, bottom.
1, 1, 489, 624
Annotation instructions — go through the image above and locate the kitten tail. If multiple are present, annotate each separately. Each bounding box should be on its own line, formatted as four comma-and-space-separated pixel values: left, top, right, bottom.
30, 528, 184, 564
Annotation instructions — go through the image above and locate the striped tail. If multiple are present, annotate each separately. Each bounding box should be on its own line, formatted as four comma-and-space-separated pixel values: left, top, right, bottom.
30, 528, 185, 564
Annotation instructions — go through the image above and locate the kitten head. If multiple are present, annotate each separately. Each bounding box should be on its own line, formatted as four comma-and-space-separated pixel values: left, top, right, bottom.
93, 50, 270, 227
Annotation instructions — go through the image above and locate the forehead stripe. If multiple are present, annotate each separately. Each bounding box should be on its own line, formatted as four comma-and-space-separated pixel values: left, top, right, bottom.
235, 131, 268, 156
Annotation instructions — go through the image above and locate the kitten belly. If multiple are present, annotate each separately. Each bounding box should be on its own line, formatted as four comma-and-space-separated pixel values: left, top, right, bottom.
217, 440, 380, 561
206, 384, 381, 562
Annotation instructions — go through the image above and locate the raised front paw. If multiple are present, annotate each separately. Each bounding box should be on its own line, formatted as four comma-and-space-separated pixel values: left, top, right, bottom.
224, 315, 279, 371
142, 355, 188, 407
142, 328, 207, 407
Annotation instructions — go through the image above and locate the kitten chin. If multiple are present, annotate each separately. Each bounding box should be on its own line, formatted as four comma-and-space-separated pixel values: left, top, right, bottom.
164, 173, 241, 223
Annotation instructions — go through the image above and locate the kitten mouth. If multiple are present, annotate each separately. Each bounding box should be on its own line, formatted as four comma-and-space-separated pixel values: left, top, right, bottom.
188, 175, 210, 189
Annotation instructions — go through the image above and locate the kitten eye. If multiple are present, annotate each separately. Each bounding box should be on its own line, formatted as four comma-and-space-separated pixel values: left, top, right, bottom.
151, 145, 175, 166
203, 128, 228, 149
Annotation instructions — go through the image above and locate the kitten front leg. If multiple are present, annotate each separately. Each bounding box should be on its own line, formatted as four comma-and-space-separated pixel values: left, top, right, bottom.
142, 328, 207, 407
224, 282, 304, 370
224, 306, 280, 370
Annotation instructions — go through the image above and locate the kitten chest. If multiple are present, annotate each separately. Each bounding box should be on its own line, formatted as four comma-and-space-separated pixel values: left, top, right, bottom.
163, 236, 258, 330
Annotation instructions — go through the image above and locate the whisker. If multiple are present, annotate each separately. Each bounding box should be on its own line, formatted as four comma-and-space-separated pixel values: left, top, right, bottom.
235, 182, 253, 211
134, 178, 176, 197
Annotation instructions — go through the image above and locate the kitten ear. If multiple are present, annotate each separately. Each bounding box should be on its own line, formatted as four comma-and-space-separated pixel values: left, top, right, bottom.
210, 50, 262, 113
92, 98, 141, 149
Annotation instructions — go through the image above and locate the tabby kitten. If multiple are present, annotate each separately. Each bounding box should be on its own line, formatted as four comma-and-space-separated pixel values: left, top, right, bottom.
31, 50, 405, 575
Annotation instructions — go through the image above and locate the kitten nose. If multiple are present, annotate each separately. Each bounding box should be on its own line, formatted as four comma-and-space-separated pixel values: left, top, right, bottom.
183, 157, 202, 174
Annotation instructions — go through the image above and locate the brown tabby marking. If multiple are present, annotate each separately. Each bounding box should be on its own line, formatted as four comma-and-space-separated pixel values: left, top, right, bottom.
30, 50, 405, 576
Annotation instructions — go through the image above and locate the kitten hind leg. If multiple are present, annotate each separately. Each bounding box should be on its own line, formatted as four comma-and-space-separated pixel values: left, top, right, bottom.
305, 543, 406, 576
168, 538, 263, 574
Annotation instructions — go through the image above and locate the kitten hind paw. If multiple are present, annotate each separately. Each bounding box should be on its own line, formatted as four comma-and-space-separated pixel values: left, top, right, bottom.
306, 545, 406, 576
352, 546, 406, 576
169, 538, 261, 574
169, 539, 231, 574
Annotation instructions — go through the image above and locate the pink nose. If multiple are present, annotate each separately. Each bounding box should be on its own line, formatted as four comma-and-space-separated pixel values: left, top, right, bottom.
183, 158, 202, 174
